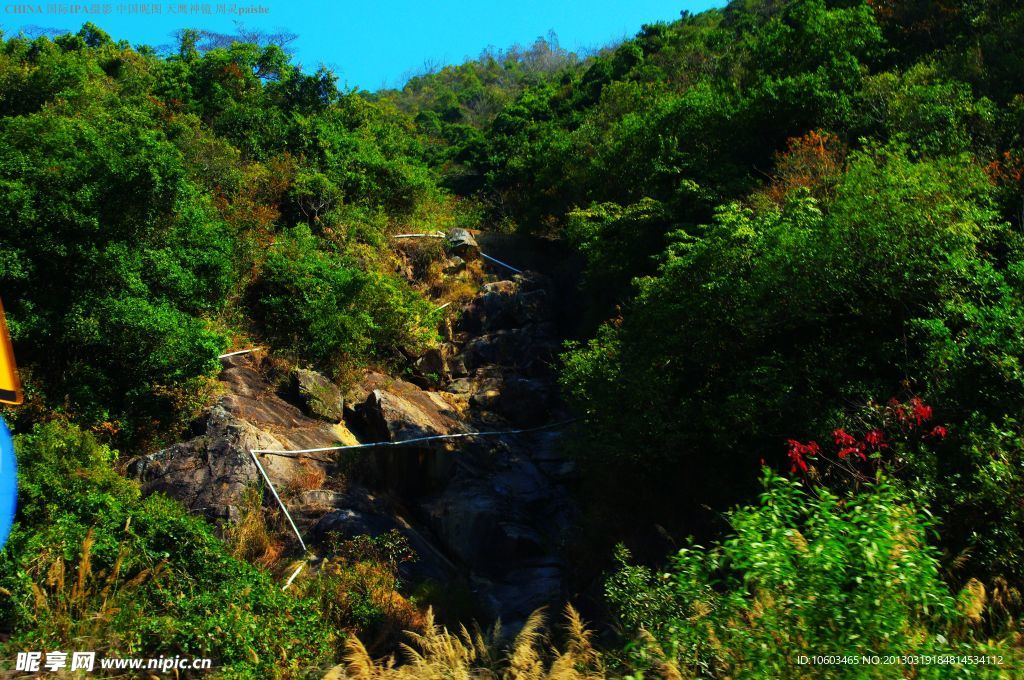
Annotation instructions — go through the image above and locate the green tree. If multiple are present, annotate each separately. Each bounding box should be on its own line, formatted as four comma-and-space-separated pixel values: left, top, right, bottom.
0, 102, 231, 438
249, 227, 434, 371
562, 147, 1020, 513
606, 473, 1012, 678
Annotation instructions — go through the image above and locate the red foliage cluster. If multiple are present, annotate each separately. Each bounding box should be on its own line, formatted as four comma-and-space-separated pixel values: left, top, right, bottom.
764, 130, 845, 204
786, 439, 820, 473
781, 396, 946, 476
890, 397, 947, 436
830, 426, 889, 461
986, 150, 1024, 186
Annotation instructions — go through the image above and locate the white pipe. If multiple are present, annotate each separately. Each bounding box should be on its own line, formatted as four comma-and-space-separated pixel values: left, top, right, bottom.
282, 561, 305, 590
219, 348, 265, 359
391, 232, 445, 239
247, 448, 307, 552
480, 252, 523, 274
251, 419, 577, 457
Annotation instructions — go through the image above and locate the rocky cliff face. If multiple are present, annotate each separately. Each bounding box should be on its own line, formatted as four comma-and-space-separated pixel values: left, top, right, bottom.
129, 266, 575, 629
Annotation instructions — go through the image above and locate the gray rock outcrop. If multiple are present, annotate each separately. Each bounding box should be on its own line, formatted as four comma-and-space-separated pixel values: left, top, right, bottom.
130, 266, 576, 630
292, 368, 345, 421
446, 228, 479, 259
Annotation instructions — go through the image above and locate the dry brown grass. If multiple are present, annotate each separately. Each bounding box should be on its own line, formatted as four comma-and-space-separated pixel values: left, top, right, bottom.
287, 458, 328, 494
634, 630, 683, 680
396, 237, 446, 275
393, 236, 488, 306
225, 485, 285, 568
959, 578, 987, 624
425, 258, 487, 304
294, 558, 425, 658
329, 604, 608, 679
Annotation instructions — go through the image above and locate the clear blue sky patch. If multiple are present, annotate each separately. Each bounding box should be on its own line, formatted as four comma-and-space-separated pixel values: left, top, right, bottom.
0, 1, 720, 90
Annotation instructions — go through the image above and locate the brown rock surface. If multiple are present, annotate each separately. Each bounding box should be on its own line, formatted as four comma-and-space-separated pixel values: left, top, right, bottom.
355, 371, 467, 442
129, 355, 353, 520
132, 264, 577, 630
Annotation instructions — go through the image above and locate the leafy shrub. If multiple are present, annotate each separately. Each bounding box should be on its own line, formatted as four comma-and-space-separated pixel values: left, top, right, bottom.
918, 416, 1024, 606
249, 226, 435, 372
564, 198, 671, 318
561, 147, 1022, 514
606, 473, 1016, 678
0, 422, 336, 676
857, 63, 995, 156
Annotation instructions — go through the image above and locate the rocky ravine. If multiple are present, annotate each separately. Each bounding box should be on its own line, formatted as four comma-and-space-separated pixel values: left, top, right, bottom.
128, 264, 576, 629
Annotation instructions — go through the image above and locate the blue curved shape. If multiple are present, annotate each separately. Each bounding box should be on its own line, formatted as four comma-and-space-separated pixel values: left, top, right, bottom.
0, 417, 16, 550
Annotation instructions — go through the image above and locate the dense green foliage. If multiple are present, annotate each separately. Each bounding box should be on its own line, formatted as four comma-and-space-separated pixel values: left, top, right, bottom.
4, 0, 1024, 673
0, 23, 440, 444
561, 147, 1020, 504
374, 33, 580, 191
0, 422, 336, 675
249, 226, 435, 369
606, 473, 1015, 677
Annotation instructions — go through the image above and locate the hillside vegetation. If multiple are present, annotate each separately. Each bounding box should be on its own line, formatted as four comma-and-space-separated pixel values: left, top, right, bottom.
2, 1, 1024, 676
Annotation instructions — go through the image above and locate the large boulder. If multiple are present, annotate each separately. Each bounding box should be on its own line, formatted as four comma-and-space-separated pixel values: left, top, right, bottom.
446, 228, 479, 259
309, 496, 460, 584
458, 280, 516, 334
354, 372, 466, 442
414, 343, 467, 384
128, 354, 355, 521
219, 356, 269, 398
458, 326, 558, 375
498, 376, 552, 427
128, 405, 275, 520
422, 481, 548, 567
291, 368, 344, 422
443, 256, 466, 275
475, 563, 564, 630
349, 372, 467, 493
458, 274, 553, 335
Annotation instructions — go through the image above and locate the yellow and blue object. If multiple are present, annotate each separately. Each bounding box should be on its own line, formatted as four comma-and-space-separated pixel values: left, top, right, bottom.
0, 297, 20, 550
0, 417, 14, 549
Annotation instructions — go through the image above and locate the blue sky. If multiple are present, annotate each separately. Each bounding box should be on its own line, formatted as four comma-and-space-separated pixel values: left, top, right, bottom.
0, 1, 721, 91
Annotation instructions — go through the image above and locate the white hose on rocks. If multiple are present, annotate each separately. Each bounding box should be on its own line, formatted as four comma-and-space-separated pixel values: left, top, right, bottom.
250, 418, 577, 457
247, 448, 307, 552
248, 418, 577, 587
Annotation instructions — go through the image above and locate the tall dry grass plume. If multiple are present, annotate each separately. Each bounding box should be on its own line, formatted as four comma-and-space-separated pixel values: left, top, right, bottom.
330, 604, 607, 679
19, 528, 165, 651
225, 484, 285, 567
